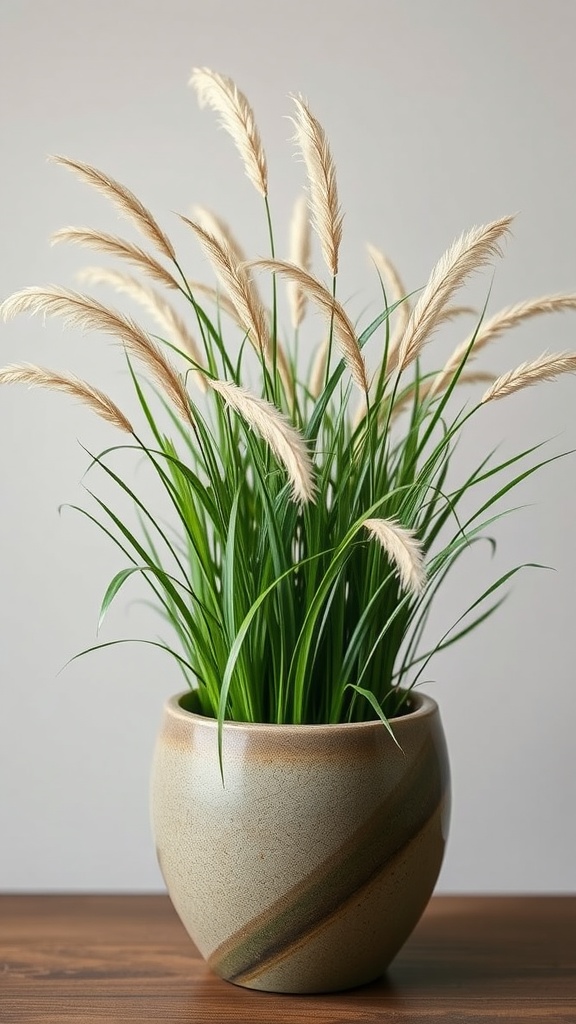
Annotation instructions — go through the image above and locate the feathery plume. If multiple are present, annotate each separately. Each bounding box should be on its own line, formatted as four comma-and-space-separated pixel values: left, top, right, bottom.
395, 216, 513, 374
51, 227, 181, 291
251, 259, 368, 392
308, 338, 329, 398
291, 95, 343, 276
182, 217, 269, 357
209, 378, 315, 503
192, 206, 248, 268
432, 293, 576, 398
191, 205, 272, 328
0, 363, 133, 433
1, 287, 192, 423
470, 294, 576, 349
367, 243, 410, 330
434, 304, 478, 326
481, 350, 576, 403
51, 156, 176, 262
391, 370, 494, 419
190, 68, 268, 197
183, 222, 292, 398
403, 304, 477, 385
288, 195, 312, 328
275, 342, 296, 406
363, 518, 426, 595
367, 245, 411, 383
78, 267, 207, 392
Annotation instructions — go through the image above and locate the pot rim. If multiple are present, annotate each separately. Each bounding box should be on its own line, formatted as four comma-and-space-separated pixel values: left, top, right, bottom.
165, 688, 438, 734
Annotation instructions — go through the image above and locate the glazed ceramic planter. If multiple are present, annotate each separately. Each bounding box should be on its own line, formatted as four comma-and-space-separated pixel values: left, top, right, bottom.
150, 690, 450, 994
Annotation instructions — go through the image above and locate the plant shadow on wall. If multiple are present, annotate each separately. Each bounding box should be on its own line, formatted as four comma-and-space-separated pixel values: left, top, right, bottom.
2, 68, 576, 755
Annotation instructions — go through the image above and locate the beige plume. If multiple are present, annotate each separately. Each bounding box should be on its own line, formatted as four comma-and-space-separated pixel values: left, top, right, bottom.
191, 207, 280, 354
51, 227, 181, 291
187, 278, 294, 404
274, 344, 296, 407
209, 378, 315, 503
291, 95, 343, 277
182, 217, 269, 358
308, 338, 329, 398
395, 216, 513, 374
432, 293, 576, 397
51, 156, 176, 262
188, 208, 268, 333
367, 243, 410, 336
1, 287, 192, 424
192, 206, 248, 268
363, 518, 426, 595
367, 243, 411, 387
288, 195, 312, 328
470, 294, 576, 349
250, 259, 368, 393
481, 350, 576, 403
434, 304, 478, 327
190, 68, 268, 198
392, 370, 494, 419
183, 221, 293, 400
77, 267, 207, 392
0, 363, 133, 433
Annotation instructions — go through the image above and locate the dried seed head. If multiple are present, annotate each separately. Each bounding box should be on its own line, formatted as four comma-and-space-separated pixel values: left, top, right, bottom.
291, 95, 343, 277
308, 338, 329, 398
51, 227, 181, 291
251, 259, 368, 393
192, 207, 248, 269
367, 243, 412, 379
209, 377, 315, 504
1, 286, 192, 424
78, 267, 207, 392
473, 294, 576, 351
395, 216, 513, 374
481, 350, 576, 403
183, 217, 269, 358
274, 342, 296, 407
51, 156, 176, 262
432, 293, 576, 398
190, 68, 268, 197
0, 362, 133, 433
392, 370, 494, 419
363, 517, 426, 595
288, 195, 312, 329
367, 243, 411, 338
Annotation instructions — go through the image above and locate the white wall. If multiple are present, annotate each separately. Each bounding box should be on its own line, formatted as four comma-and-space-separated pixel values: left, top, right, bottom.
1, 0, 575, 892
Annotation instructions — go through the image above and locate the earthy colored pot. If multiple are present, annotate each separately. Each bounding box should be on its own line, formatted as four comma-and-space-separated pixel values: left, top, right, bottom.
150, 690, 450, 994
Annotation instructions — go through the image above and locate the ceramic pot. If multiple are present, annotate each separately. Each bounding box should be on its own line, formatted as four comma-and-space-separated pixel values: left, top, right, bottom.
150, 690, 450, 994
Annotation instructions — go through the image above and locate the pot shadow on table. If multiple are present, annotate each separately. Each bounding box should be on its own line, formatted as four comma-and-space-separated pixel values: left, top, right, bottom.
176, 898, 574, 1022
188, 953, 521, 1002
182, 963, 496, 1024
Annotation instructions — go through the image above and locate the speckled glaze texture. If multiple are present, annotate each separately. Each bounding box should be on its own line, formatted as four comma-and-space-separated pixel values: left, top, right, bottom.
150, 692, 450, 994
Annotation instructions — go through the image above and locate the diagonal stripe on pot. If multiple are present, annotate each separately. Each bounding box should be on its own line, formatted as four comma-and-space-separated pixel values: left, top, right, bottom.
208, 730, 444, 984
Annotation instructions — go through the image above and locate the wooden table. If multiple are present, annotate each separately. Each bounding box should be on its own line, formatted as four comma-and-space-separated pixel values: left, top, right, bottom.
1, 895, 574, 1022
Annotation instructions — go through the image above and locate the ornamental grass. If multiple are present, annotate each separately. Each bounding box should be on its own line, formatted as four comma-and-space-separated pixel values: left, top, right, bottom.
3, 68, 576, 767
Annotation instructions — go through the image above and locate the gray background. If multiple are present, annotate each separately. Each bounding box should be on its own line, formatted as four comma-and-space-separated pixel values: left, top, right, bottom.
1, 0, 575, 892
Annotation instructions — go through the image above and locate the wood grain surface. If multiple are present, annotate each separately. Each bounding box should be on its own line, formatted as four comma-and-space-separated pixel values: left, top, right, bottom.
1, 895, 575, 1022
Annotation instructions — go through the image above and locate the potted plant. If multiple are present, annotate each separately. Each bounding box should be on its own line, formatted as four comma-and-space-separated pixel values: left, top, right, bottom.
2, 68, 575, 994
